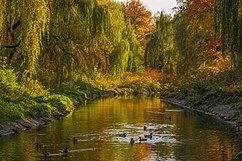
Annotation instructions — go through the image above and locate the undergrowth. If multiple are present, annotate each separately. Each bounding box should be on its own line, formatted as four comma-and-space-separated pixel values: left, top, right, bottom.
0, 69, 73, 123
160, 70, 242, 109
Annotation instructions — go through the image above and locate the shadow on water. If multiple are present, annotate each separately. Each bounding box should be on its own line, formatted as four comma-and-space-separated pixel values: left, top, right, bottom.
0, 95, 241, 161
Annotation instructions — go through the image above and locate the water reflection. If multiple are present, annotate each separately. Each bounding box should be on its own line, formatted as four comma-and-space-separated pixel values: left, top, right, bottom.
0, 95, 241, 161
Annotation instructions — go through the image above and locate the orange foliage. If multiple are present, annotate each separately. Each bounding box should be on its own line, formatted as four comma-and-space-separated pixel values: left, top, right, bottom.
178, 0, 231, 77
121, 0, 154, 43
183, 0, 214, 18
123, 69, 164, 84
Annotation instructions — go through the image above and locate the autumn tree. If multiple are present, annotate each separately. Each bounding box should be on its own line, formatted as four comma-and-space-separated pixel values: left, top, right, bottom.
121, 0, 154, 59
173, 0, 231, 78
214, 0, 242, 70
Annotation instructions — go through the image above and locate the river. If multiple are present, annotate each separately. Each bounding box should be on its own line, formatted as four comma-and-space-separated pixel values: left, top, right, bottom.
0, 95, 241, 161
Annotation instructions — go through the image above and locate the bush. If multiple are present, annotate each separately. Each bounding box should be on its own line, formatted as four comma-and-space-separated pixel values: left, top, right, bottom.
46, 95, 73, 111
0, 69, 74, 123
0, 102, 23, 122
30, 103, 53, 117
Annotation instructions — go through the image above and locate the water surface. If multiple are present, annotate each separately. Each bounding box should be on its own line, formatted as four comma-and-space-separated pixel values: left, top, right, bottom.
0, 95, 241, 161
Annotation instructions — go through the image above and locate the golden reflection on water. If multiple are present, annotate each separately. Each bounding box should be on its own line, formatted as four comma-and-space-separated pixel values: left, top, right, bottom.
0, 95, 241, 161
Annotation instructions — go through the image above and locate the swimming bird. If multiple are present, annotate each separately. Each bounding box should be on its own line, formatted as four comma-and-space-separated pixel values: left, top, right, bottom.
144, 133, 153, 139
118, 133, 126, 137
73, 137, 78, 144
139, 136, 147, 143
130, 138, 135, 146
143, 126, 147, 131
63, 147, 68, 154
165, 116, 171, 121
36, 142, 44, 149
44, 151, 50, 159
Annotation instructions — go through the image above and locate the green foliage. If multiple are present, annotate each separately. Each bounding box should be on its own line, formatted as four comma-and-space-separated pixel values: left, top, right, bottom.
160, 69, 242, 107
0, 0, 143, 94
233, 151, 242, 161
145, 12, 175, 73
0, 102, 23, 123
63, 90, 87, 103
0, 69, 74, 123
29, 103, 53, 117
214, 0, 242, 69
46, 95, 73, 111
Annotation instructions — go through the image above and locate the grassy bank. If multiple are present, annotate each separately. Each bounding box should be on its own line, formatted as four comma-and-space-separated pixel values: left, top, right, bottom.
159, 70, 242, 119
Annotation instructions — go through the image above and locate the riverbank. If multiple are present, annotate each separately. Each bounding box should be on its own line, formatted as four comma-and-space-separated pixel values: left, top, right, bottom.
0, 90, 136, 137
160, 96, 240, 127
1, 68, 240, 136
0, 69, 159, 137
0, 106, 74, 136
0, 91, 113, 136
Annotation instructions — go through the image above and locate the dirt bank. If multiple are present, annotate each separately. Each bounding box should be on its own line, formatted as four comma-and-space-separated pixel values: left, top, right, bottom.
0, 106, 74, 137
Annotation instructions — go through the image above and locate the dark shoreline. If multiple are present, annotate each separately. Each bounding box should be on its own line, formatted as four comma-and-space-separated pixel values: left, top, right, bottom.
0, 106, 74, 137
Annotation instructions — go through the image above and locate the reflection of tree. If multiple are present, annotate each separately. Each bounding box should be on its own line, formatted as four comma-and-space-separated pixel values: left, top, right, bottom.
0, 96, 239, 160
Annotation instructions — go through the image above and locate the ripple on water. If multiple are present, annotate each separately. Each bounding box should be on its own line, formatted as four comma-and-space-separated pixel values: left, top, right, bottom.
165, 109, 183, 112
108, 123, 178, 145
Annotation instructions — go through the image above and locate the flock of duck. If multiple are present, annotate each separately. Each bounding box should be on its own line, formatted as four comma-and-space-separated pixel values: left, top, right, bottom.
37, 115, 172, 159
37, 126, 153, 159
36, 139, 76, 159
118, 126, 154, 146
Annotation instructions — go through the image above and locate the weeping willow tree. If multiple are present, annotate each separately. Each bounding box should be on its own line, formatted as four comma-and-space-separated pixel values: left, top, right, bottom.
145, 12, 175, 73
102, 1, 141, 76
1, 0, 141, 90
38, 0, 141, 89
1, 0, 49, 77
214, 0, 242, 69
123, 25, 142, 72
40, 0, 86, 89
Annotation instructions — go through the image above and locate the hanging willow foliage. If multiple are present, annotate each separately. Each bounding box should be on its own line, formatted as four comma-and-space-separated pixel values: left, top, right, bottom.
123, 25, 141, 71
38, 0, 141, 88
214, 0, 242, 69
40, 0, 87, 89
1, 0, 141, 90
20, 0, 50, 75
1, 0, 49, 75
109, 39, 130, 76
0, 0, 6, 51
145, 12, 174, 73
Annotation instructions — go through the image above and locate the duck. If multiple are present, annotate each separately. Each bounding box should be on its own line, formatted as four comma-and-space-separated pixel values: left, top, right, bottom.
63, 147, 68, 154
143, 126, 147, 131
36, 142, 44, 149
144, 133, 153, 139
73, 137, 78, 144
130, 138, 135, 146
118, 133, 126, 137
165, 116, 171, 121
44, 151, 50, 159
139, 136, 147, 143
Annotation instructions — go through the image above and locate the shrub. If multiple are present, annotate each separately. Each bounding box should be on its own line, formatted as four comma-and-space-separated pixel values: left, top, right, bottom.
46, 95, 73, 110
30, 103, 53, 117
